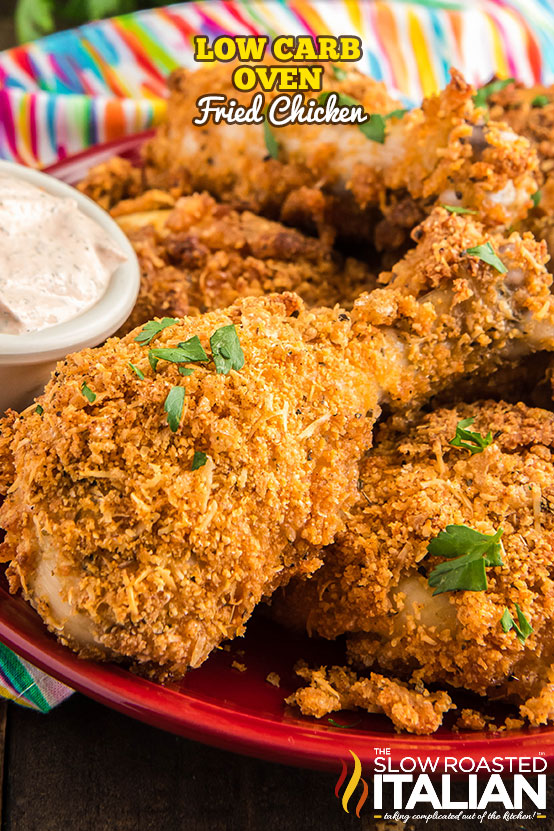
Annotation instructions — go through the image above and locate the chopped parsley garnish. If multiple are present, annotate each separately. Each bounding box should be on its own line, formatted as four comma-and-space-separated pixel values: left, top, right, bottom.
318, 90, 359, 109
164, 386, 185, 433
263, 117, 280, 160
148, 343, 207, 367
385, 108, 408, 120
331, 65, 347, 80
500, 604, 533, 644
449, 417, 493, 455
473, 78, 514, 108
35, 404, 44, 415
465, 242, 507, 274
128, 362, 144, 380
359, 113, 386, 142
427, 525, 504, 595
327, 718, 362, 729
81, 383, 96, 403
443, 205, 478, 215
532, 94, 549, 108
148, 352, 159, 372
179, 366, 194, 376
210, 324, 245, 375
176, 335, 209, 362
532, 190, 542, 208
192, 450, 207, 470
318, 92, 384, 142
134, 317, 178, 345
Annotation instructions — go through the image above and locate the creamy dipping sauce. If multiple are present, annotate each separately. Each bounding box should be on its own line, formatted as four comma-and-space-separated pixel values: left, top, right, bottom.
0, 174, 126, 334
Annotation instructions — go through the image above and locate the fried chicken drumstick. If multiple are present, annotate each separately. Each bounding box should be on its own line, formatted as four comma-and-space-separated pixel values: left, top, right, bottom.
79, 68, 539, 249
279, 402, 554, 734
1, 210, 553, 679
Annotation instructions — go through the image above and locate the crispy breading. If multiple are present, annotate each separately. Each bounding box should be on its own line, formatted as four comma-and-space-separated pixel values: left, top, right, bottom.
2, 210, 554, 680
286, 664, 454, 734
76, 156, 144, 211
487, 80, 554, 264
488, 80, 554, 210
275, 401, 554, 731
141, 66, 538, 244
141, 62, 397, 241
0, 293, 381, 678
111, 191, 375, 335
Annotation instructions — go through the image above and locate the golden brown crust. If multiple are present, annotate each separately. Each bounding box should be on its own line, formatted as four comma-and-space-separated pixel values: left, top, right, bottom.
142, 66, 538, 245
286, 664, 454, 734
112, 191, 375, 335
77, 156, 144, 210
275, 401, 554, 730
0, 293, 381, 678
141, 62, 398, 240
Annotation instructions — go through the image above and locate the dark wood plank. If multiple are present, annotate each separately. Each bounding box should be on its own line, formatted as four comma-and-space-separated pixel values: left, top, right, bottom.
0, 702, 7, 828
3, 694, 363, 831
4, 694, 554, 831
0, 4, 16, 52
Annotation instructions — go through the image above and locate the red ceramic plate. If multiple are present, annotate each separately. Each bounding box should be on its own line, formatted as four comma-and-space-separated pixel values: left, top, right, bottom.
0, 135, 552, 772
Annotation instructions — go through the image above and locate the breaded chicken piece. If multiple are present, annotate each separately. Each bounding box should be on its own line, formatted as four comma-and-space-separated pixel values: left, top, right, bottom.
111, 191, 375, 335
76, 155, 145, 211
279, 402, 554, 732
0, 293, 379, 677
487, 80, 554, 264
287, 664, 454, 735
1, 210, 553, 679
141, 66, 538, 243
488, 79, 554, 212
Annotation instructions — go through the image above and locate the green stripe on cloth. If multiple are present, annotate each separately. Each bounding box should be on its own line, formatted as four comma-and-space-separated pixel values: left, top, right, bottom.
0, 642, 71, 712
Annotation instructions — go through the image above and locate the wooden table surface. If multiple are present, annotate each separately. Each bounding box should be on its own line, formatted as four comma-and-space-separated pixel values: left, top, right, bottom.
0, 692, 550, 831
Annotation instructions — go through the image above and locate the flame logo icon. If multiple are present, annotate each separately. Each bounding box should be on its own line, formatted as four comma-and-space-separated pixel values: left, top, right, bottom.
335, 750, 368, 817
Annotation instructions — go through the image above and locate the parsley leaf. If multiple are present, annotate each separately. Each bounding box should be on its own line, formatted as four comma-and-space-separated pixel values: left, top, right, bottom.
331, 65, 347, 80
179, 366, 194, 376
128, 362, 144, 380
15, 0, 55, 44
358, 109, 407, 141
263, 117, 279, 160
532, 190, 542, 208
443, 205, 478, 215
318, 91, 359, 109
427, 525, 504, 595
81, 383, 96, 403
148, 352, 159, 372
134, 317, 178, 346
35, 404, 44, 415
164, 386, 185, 433
532, 94, 549, 108
465, 242, 507, 274
385, 108, 408, 120
210, 325, 245, 375
318, 92, 387, 142
473, 78, 515, 108
449, 416, 493, 455
327, 718, 362, 729
148, 344, 207, 366
359, 113, 386, 142
176, 335, 209, 362
501, 604, 533, 644
192, 450, 207, 470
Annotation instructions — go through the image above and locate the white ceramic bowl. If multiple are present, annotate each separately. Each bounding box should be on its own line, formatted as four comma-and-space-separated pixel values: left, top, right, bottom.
0, 160, 140, 412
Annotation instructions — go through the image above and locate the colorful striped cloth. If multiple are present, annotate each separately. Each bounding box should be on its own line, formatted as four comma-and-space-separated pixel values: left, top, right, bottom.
1, 0, 554, 710
1, 0, 554, 167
